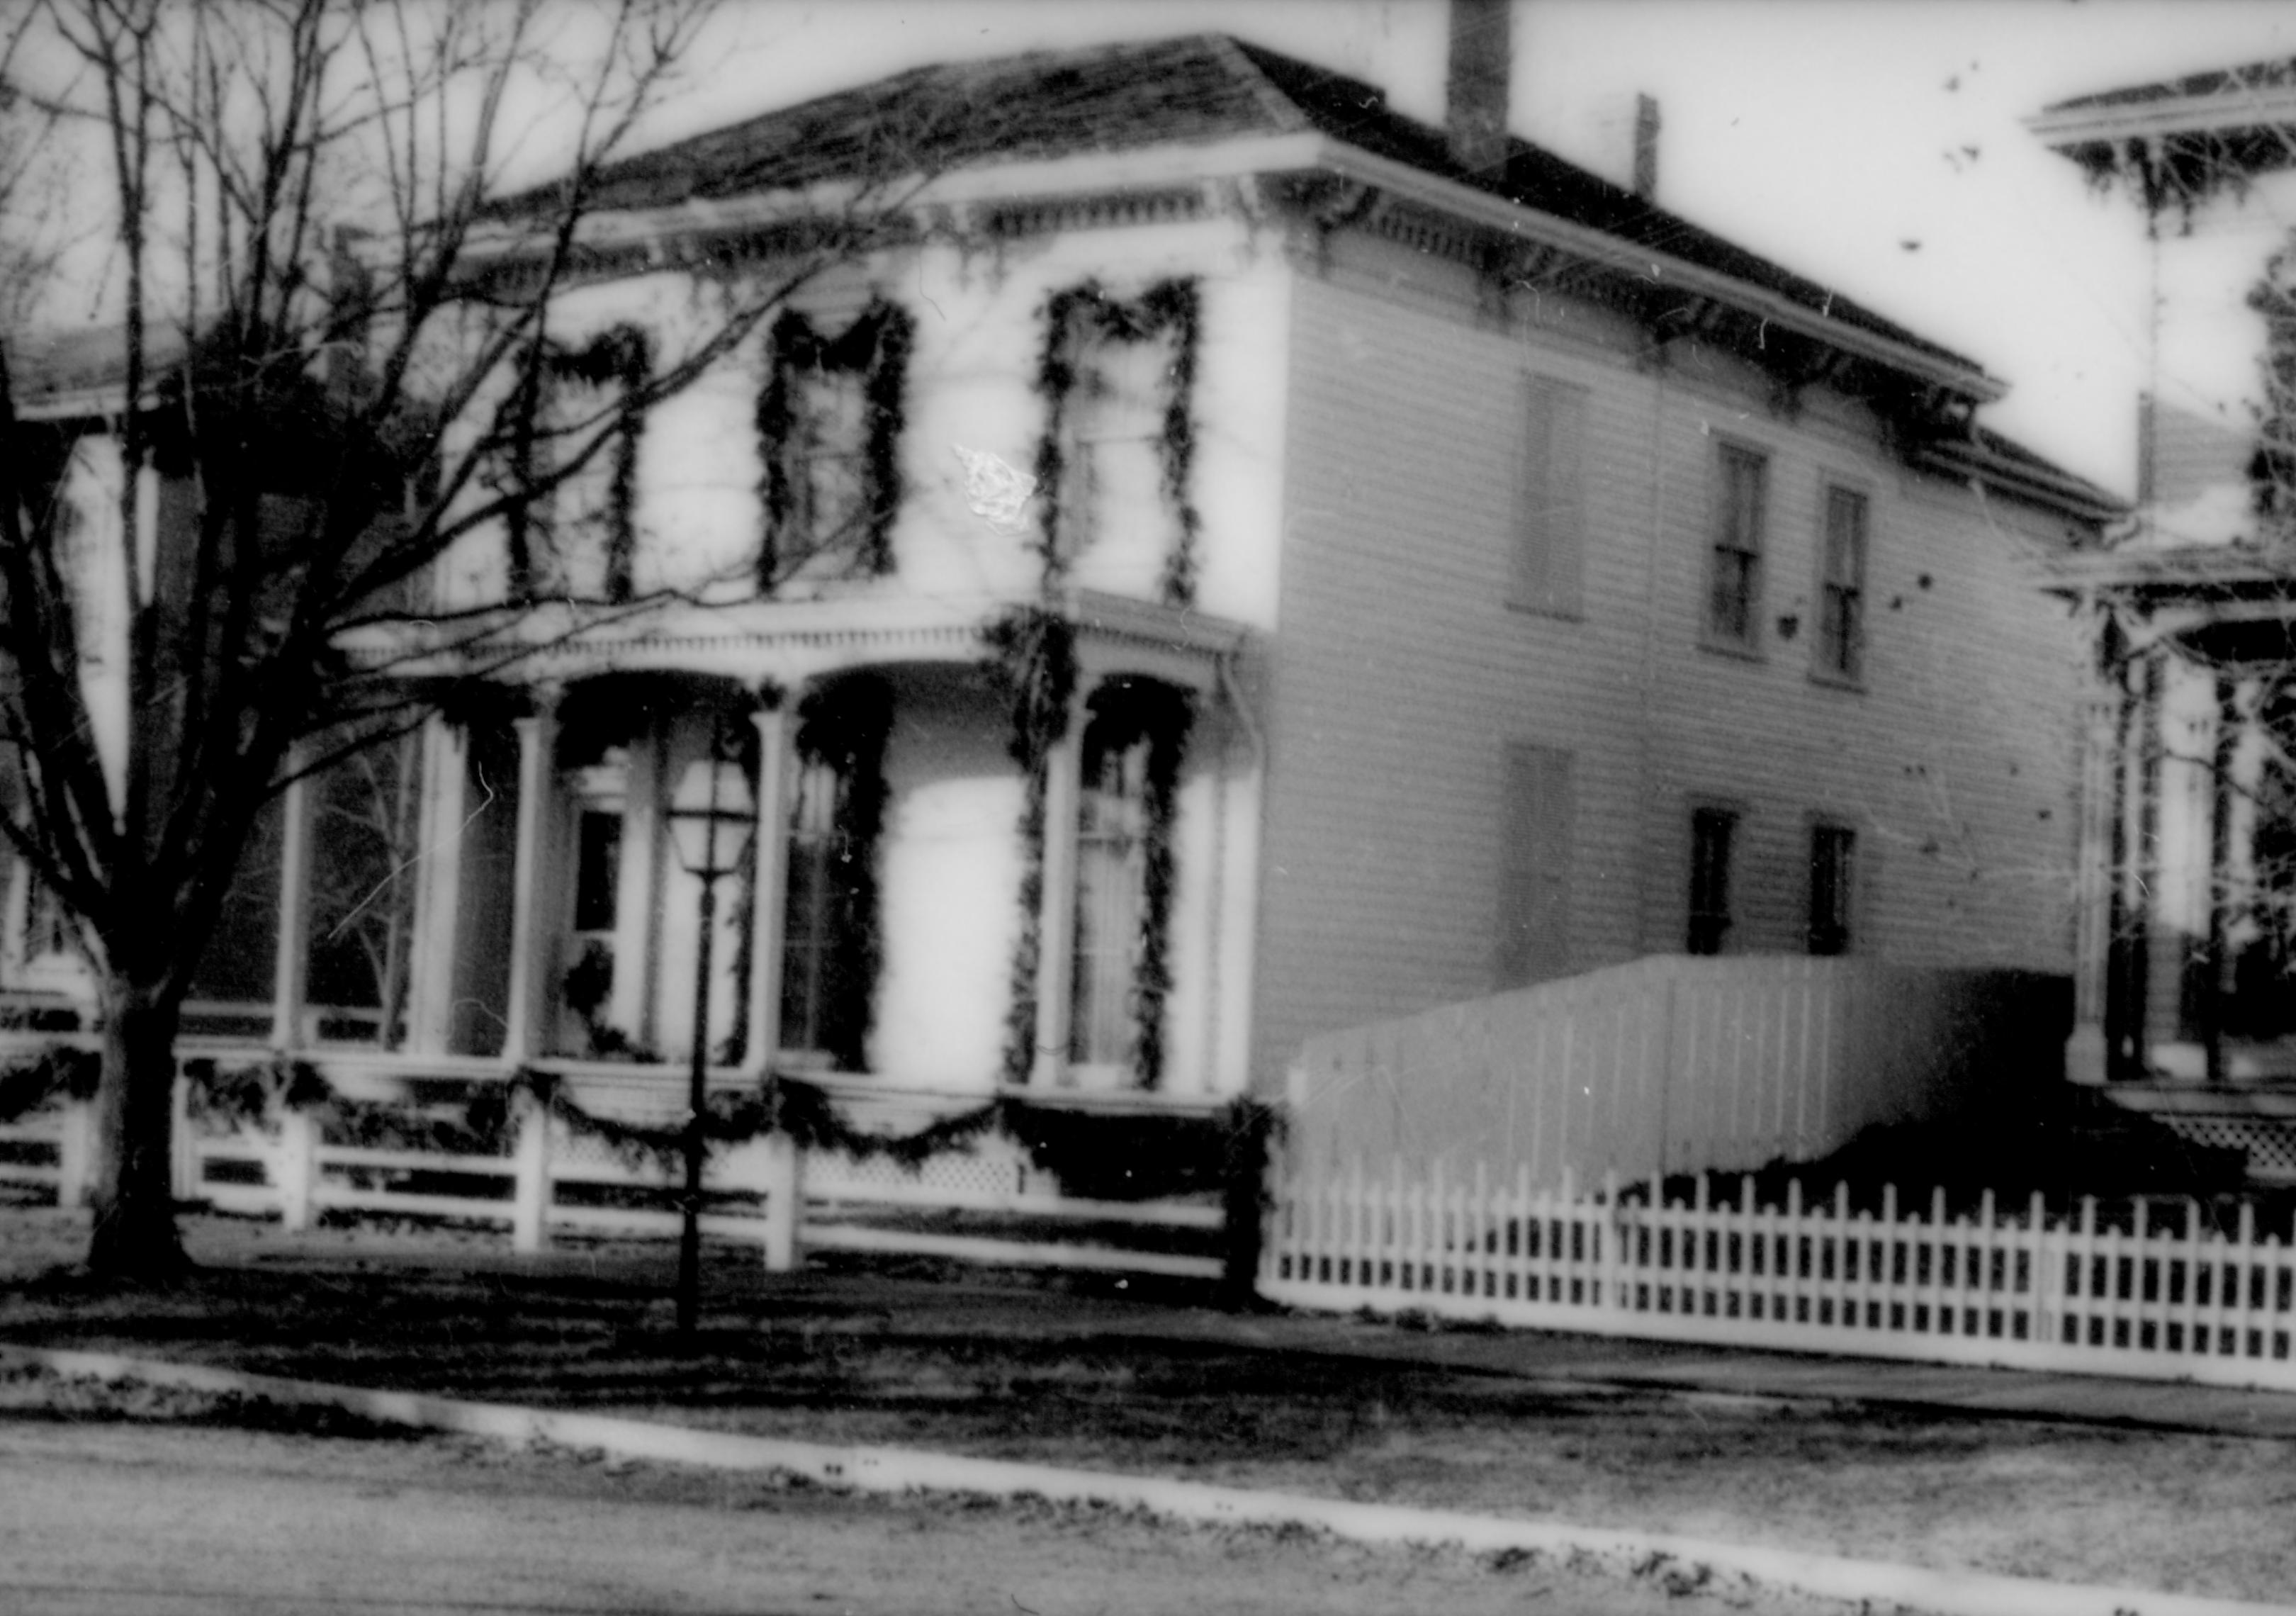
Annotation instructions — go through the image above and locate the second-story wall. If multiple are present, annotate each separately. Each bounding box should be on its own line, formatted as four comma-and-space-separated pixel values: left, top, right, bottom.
1252, 223, 2093, 1079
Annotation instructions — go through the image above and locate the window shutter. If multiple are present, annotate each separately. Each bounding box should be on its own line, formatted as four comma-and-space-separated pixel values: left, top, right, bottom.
1512, 377, 1589, 617
1497, 744, 1575, 988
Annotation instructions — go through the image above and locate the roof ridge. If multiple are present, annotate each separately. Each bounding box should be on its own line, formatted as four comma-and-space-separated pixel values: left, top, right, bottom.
1201, 33, 1318, 138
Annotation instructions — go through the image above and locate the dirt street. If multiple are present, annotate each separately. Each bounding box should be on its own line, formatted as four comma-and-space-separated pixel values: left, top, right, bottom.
0, 1412, 1846, 1615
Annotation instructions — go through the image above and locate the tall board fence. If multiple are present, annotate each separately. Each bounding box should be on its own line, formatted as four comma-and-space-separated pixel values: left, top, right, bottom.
1261, 1156, 2296, 1392
1287, 957, 2067, 1189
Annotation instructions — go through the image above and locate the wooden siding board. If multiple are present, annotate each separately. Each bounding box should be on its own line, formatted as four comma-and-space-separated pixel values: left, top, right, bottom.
1254, 257, 2088, 1079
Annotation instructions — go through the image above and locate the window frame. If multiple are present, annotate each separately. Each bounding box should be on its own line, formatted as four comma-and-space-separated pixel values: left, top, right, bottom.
1806, 818, 1857, 957
1811, 482, 1871, 688
1686, 802, 1741, 956
1703, 441, 1769, 655
1508, 374, 1591, 620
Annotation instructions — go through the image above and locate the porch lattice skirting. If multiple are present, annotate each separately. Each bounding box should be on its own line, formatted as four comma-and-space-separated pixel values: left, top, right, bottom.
1259, 1158, 2296, 1393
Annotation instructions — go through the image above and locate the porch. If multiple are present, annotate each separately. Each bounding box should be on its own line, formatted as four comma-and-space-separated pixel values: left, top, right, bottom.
0, 588, 1261, 1104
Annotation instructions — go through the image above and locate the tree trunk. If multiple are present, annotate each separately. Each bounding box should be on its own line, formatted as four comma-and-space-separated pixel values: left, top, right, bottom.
84, 975, 188, 1278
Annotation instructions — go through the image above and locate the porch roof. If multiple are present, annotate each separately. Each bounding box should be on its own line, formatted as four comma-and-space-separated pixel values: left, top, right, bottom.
340, 588, 1251, 697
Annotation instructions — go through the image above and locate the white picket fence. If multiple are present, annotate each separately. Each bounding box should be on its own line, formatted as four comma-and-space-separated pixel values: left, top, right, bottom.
1261, 1156, 2296, 1393
4, 1079, 1227, 1281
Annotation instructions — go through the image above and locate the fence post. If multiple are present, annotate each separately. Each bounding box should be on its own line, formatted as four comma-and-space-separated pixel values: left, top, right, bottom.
169, 1074, 198, 1201
55, 1099, 93, 1209
275, 1109, 320, 1233
760, 1130, 803, 1273
511, 1090, 550, 1254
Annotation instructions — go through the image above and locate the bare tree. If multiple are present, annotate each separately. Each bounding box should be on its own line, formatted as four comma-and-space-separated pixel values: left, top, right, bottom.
0, 0, 908, 1275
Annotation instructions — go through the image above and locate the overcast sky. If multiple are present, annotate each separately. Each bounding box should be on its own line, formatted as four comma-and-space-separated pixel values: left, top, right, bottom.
645, 1, 2296, 500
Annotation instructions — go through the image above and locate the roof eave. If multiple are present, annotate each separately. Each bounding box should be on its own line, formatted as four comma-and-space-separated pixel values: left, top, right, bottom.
472, 128, 2000, 410
1317, 141, 2002, 406
2027, 86, 2296, 152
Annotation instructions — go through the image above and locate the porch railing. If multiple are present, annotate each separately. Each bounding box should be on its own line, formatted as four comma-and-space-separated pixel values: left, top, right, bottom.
3, 1055, 1231, 1283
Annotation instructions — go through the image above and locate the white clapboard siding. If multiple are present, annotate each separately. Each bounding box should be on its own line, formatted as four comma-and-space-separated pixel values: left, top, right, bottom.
1251, 238, 2090, 1082
1264, 1155, 2296, 1392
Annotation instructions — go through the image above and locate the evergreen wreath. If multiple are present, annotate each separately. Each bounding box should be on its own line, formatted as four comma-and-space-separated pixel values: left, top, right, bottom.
791, 674, 895, 1071
981, 606, 1079, 1087
755, 298, 914, 585
1032, 278, 1203, 605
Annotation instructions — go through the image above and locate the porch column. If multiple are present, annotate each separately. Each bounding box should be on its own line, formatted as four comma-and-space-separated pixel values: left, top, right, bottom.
2068, 692, 2117, 1084
1031, 681, 1091, 1087
404, 715, 470, 1056
499, 688, 561, 1067
741, 692, 795, 1078
268, 753, 315, 1050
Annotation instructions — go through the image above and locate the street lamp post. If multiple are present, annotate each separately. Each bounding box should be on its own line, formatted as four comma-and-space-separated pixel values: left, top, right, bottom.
664, 747, 757, 1338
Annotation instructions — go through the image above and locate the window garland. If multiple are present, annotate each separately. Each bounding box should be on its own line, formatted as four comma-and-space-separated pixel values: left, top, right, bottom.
789, 673, 895, 1072
505, 323, 652, 604
755, 298, 914, 586
1079, 678, 1196, 1090
1032, 278, 1203, 606
980, 605, 1078, 1087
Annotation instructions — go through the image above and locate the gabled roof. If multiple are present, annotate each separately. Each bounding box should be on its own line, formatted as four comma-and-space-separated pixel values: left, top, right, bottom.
578, 33, 1975, 376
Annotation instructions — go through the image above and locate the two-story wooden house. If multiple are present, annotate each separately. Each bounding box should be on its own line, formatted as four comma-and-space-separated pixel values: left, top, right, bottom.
2032, 60, 2296, 1175
4, 28, 2112, 1120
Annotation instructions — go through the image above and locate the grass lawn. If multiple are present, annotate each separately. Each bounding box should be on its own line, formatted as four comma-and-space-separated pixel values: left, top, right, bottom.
4, 1201, 2293, 1605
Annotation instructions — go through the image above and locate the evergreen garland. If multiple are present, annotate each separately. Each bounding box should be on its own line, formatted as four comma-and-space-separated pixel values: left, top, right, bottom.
1081, 678, 1196, 1090
981, 606, 1079, 1086
28, 1048, 1271, 1208
544, 324, 652, 603
756, 298, 914, 585
1032, 279, 1203, 605
0, 1043, 100, 1124
793, 674, 896, 1071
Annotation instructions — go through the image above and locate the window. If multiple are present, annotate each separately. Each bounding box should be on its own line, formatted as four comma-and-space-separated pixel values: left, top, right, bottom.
1511, 378, 1589, 617
787, 365, 870, 566
1069, 727, 1151, 1073
779, 755, 850, 1061
1706, 445, 1767, 648
1687, 806, 1738, 955
1056, 327, 1174, 563
762, 302, 911, 586
1808, 823, 1855, 956
1497, 744, 1574, 987
1815, 486, 1868, 683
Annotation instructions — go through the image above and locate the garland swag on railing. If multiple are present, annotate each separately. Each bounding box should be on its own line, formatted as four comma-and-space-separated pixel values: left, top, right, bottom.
981, 605, 1079, 1087
1033, 278, 1203, 606
170, 1053, 1274, 1206
756, 298, 914, 585
0, 1043, 99, 1125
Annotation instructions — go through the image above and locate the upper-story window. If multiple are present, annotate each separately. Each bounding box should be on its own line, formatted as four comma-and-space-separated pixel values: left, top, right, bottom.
1040, 281, 1202, 605
1510, 377, 1589, 619
1706, 444, 1767, 650
502, 325, 650, 605
758, 300, 912, 589
1814, 486, 1869, 684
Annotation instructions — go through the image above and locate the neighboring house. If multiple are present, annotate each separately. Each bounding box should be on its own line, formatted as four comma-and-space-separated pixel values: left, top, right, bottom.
3, 26, 2110, 1114
2033, 62, 2296, 1098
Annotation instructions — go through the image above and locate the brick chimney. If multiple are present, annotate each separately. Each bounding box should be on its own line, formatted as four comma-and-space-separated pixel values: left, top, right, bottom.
1633, 94, 1662, 201
1446, 0, 1513, 180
